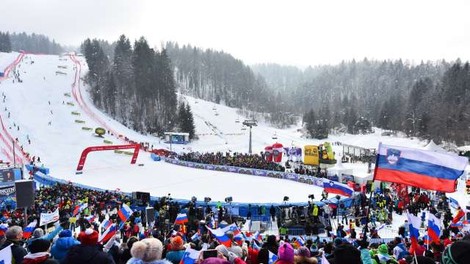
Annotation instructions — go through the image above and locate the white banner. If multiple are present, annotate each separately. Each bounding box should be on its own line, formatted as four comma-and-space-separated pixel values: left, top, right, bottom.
0, 244, 12, 263
39, 208, 60, 226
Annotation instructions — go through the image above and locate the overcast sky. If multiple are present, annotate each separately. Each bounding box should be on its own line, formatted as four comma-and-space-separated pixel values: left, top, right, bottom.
2, 0, 470, 67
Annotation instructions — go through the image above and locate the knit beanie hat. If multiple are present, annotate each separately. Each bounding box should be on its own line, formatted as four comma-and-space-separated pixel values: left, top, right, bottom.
78, 228, 99, 245
171, 236, 184, 249
442, 240, 470, 264
59, 229, 72, 238
278, 242, 294, 262
28, 238, 51, 253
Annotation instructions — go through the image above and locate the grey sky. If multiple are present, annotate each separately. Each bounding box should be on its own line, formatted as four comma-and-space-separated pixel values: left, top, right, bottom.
2, 0, 470, 66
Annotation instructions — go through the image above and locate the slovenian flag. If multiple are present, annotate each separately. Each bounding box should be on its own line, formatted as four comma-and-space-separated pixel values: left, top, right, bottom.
100, 219, 112, 230
374, 143, 468, 192
221, 223, 241, 236
448, 197, 460, 209
23, 220, 37, 239
191, 231, 201, 242
427, 213, 441, 243
206, 226, 232, 247
407, 213, 421, 253
268, 250, 278, 264
118, 204, 133, 223
323, 180, 353, 197
98, 223, 118, 243
180, 247, 200, 264
175, 213, 189, 225
73, 202, 88, 216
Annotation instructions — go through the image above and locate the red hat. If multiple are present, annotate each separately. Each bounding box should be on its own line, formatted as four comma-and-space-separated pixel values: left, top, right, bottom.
171, 236, 184, 249
79, 228, 99, 245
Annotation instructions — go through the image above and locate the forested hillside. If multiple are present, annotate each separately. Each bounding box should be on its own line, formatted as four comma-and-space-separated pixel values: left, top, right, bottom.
0, 31, 64, 54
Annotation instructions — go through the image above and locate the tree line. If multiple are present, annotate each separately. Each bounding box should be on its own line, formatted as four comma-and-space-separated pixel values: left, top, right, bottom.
0, 31, 64, 54
81, 35, 195, 139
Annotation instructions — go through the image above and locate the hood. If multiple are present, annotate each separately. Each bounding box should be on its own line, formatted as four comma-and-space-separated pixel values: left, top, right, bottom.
54, 236, 80, 250
22, 252, 50, 264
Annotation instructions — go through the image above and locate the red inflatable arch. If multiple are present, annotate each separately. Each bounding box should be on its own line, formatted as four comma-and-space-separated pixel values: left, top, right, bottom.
76, 144, 140, 172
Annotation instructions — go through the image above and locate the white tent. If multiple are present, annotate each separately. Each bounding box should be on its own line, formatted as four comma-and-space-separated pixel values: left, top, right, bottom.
327, 159, 354, 182
424, 140, 447, 153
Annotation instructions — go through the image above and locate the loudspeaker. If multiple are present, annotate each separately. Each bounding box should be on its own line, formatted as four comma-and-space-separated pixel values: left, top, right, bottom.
15, 180, 34, 208
132, 192, 150, 206
146, 207, 155, 225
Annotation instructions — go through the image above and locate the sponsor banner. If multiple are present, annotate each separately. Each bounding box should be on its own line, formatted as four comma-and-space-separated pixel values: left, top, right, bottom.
0, 185, 15, 196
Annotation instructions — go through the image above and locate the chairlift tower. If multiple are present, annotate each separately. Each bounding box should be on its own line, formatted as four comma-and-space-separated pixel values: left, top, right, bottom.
242, 119, 257, 154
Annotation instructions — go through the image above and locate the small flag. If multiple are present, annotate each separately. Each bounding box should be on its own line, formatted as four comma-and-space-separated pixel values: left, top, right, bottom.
118, 204, 133, 223
73, 202, 88, 216
98, 223, 118, 243
268, 250, 278, 264
180, 247, 200, 264
323, 180, 354, 197
206, 226, 231, 247
407, 213, 421, 253
23, 220, 37, 239
427, 213, 441, 243
448, 197, 460, 209
175, 213, 189, 225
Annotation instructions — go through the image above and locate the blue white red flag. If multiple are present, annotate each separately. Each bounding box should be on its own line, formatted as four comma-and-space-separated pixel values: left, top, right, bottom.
98, 223, 118, 243
85, 215, 96, 223
221, 223, 241, 235
323, 180, 354, 197
23, 220, 37, 239
375, 143, 467, 192
73, 202, 88, 216
180, 248, 200, 264
268, 250, 278, 264
191, 231, 201, 242
206, 226, 231, 247
118, 204, 133, 223
100, 219, 112, 230
407, 213, 421, 253
0, 244, 12, 264
175, 213, 189, 225
448, 197, 460, 209
427, 213, 441, 243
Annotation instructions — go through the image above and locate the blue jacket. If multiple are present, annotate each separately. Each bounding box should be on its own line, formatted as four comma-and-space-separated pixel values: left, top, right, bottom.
51, 236, 81, 262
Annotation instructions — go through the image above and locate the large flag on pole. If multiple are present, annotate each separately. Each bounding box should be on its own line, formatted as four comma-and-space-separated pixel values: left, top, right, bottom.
374, 143, 468, 192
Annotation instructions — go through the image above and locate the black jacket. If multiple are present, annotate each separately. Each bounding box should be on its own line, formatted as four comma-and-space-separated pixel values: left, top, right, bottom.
62, 244, 115, 264
0, 239, 27, 264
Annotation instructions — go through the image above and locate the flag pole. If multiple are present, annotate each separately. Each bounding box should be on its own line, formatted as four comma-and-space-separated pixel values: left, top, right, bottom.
362, 143, 381, 242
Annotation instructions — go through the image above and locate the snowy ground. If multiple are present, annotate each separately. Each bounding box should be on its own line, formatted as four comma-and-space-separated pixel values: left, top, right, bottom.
0, 52, 468, 212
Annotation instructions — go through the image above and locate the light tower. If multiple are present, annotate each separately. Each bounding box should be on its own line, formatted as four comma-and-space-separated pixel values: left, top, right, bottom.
242, 119, 257, 154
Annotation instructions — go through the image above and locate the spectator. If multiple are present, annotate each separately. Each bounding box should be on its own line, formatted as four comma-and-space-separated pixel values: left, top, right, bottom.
442, 240, 470, 264
276, 242, 294, 264
165, 236, 186, 264
24, 238, 58, 264
50, 229, 80, 262
62, 228, 115, 264
294, 246, 317, 264
127, 237, 171, 264
0, 225, 27, 263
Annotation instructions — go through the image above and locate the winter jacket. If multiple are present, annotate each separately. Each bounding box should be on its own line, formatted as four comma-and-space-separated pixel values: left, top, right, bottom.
22, 252, 59, 264
165, 249, 186, 264
126, 258, 173, 264
50, 236, 80, 262
62, 244, 115, 264
27, 226, 63, 247
0, 239, 27, 264
360, 248, 373, 264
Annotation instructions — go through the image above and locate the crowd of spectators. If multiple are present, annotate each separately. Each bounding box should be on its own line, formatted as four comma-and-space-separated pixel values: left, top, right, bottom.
177, 152, 285, 172
0, 180, 468, 263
